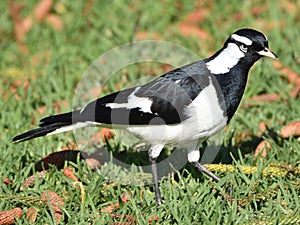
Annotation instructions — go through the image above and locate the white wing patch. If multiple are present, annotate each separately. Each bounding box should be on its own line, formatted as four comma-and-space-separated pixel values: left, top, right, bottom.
106, 87, 153, 114
206, 43, 245, 74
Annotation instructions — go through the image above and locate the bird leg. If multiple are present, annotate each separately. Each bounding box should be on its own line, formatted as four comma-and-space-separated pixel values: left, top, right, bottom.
187, 146, 221, 182
191, 161, 220, 182
149, 156, 162, 205
148, 144, 164, 205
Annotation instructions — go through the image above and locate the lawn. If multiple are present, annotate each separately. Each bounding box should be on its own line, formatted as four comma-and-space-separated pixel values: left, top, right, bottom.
1, 0, 300, 224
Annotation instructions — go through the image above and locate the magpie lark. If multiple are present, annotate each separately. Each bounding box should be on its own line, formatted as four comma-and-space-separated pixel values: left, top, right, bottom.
13, 28, 277, 205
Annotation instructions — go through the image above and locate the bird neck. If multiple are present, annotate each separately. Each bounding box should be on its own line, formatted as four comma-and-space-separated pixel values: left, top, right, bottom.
205, 51, 255, 122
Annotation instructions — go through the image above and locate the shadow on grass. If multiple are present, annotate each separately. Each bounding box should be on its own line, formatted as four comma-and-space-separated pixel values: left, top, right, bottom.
30, 131, 267, 183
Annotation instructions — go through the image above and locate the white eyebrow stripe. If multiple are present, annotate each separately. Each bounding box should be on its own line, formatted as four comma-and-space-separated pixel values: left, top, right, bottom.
231, 34, 253, 45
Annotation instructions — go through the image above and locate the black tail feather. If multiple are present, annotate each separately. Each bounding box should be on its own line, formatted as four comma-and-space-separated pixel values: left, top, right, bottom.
12, 122, 70, 142
12, 110, 80, 143
39, 110, 80, 126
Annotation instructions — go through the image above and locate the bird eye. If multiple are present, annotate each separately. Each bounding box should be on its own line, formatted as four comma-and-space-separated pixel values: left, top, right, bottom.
239, 44, 248, 53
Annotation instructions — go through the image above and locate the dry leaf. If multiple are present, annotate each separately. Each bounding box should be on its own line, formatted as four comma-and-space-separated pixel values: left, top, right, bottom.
41, 190, 64, 224
280, 121, 300, 138
22, 171, 48, 189
290, 84, 300, 99
233, 12, 244, 21
101, 202, 120, 213
135, 31, 161, 40
179, 23, 208, 40
273, 61, 300, 85
148, 215, 159, 223
248, 93, 279, 102
52, 100, 69, 114
111, 214, 136, 224
120, 192, 132, 203
100, 128, 115, 142
34, 0, 53, 22
25, 208, 38, 223
8, 0, 33, 43
16, 17, 33, 42
159, 63, 173, 73
30, 50, 52, 66
0, 207, 23, 225
183, 9, 206, 24
259, 121, 268, 133
59, 142, 78, 151
234, 131, 253, 144
85, 157, 101, 169
254, 140, 271, 158
46, 14, 63, 30
63, 166, 78, 181
3, 178, 13, 186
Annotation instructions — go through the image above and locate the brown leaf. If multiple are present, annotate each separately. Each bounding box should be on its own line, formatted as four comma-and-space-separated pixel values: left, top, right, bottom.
101, 202, 120, 213
290, 84, 300, 99
148, 215, 159, 223
273, 61, 300, 85
59, 142, 78, 151
63, 166, 78, 181
234, 131, 253, 144
52, 100, 69, 114
251, 6, 263, 16
0, 207, 23, 225
85, 157, 101, 169
233, 12, 244, 21
135, 31, 161, 40
259, 121, 268, 133
183, 9, 206, 24
248, 93, 279, 102
178, 23, 208, 40
30, 50, 52, 66
254, 140, 271, 158
3, 178, 13, 186
25, 208, 38, 223
8, 0, 33, 43
46, 14, 63, 30
22, 171, 48, 189
34, 0, 53, 22
82, 0, 96, 16
18, 44, 29, 54
41, 190, 64, 224
110, 214, 136, 224
100, 128, 115, 142
280, 121, 300, 138
88, 128, 115, 145
35, 99, 69, 116
36, 105, 47, 115
16, 17, 33, 42
159, 63, 173, 73
120, 192, 132, 203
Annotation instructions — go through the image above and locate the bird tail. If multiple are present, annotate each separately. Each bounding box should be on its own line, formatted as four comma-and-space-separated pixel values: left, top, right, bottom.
12, 110, 87, 142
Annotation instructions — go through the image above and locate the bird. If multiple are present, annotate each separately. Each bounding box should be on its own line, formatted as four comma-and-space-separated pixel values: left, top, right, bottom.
13, 28, 277, 205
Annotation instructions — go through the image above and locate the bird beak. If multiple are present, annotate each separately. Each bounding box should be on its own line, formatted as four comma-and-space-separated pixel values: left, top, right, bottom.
258, 47, 278, 59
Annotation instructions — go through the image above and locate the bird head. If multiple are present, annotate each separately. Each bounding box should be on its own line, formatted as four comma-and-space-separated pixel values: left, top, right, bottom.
206, 28, 277, 74
225, 28, 278, 61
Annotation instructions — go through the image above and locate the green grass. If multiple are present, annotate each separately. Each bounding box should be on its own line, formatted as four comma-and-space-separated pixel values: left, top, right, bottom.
1, 0, 300, 224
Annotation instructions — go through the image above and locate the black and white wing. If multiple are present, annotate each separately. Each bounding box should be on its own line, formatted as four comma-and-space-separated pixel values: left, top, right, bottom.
78, 61, 212, 125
